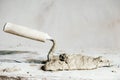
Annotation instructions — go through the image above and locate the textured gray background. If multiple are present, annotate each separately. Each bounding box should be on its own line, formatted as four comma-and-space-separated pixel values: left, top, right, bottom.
0, 0, 120, 53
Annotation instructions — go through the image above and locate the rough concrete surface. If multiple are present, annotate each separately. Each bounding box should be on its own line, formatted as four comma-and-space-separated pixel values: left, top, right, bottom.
0, 49, 120, 80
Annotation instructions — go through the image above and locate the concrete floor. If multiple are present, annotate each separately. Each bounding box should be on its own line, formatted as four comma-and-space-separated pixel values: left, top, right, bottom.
0, 49, 120, 80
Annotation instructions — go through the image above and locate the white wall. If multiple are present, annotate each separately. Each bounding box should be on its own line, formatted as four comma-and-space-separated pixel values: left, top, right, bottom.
0, 0, 120, 52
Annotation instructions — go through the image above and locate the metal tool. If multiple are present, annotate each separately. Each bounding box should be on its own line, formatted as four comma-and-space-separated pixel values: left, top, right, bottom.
3, 23, 111, 71
3, 22, 55, 61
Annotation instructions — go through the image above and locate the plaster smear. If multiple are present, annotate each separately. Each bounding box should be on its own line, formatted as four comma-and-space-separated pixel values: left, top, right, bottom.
43, 53, 111, 71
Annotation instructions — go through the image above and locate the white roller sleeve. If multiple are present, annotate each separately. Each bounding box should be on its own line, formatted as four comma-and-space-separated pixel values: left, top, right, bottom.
3, 23, 52, 42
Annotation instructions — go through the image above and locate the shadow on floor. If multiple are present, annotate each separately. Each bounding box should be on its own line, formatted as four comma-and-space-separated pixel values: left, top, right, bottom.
0, 50, 47, 64
26, 59, 47, 64
0, 50, 32, 55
